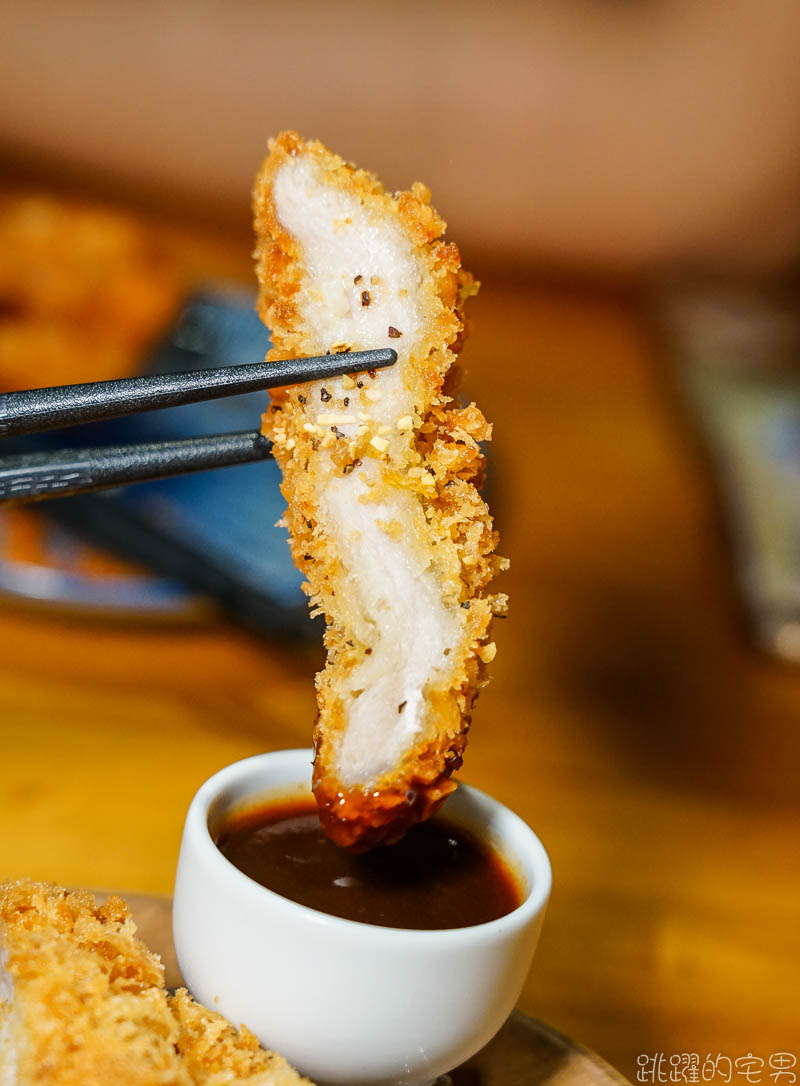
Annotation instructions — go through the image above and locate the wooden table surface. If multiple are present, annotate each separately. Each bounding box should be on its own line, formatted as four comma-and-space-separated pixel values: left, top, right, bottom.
1, 194, 798, 1082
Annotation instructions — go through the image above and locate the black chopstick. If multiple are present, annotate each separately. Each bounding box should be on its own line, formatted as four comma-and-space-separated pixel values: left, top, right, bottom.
0, 348, 397, 438
0, 431, 272, 507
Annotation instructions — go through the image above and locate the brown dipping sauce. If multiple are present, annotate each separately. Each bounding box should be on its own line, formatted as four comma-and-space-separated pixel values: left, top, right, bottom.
215, 797, 524, 930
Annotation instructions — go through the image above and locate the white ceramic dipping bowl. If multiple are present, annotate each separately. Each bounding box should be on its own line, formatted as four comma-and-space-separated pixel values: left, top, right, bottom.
173, 749, 551, 1086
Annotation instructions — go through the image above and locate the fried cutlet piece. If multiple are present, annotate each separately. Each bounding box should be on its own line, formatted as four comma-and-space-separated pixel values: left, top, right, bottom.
0, 194, 179, 392
0, 880, 187, 1086
170, 989, 310, 1086
0, 881, 311, 1086
253, 132, 506, 851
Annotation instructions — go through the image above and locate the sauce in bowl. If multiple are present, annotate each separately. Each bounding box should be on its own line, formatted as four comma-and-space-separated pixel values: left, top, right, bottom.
215, 796, 524, 930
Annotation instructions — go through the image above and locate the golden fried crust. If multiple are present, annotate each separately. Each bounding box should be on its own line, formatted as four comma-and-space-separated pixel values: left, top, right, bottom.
0, 880, 188, 1086
170, 989, 312, 1086
253, 132, 506, 850
0, 194, 181, 392
0, 881, 311, 1086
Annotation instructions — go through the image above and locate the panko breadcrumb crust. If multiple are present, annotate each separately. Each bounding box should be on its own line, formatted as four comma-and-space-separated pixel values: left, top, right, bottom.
169, 989, 310, 1086
0, 881, 311, 1086
253, 132, 507, 850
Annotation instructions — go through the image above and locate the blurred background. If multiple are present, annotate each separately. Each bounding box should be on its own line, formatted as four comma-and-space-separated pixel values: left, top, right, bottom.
1, 0, 799, 1080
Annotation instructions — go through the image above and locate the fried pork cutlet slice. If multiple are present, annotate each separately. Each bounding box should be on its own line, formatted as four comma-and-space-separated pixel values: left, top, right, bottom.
0, 881, 187, 1086
0, 881, 311, 1086
169, 989, 309, 1086
254, 132, 506, 850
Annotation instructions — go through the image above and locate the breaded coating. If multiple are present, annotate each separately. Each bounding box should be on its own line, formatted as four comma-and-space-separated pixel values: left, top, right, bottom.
253, 132, 506, 850
170, 989, 310, 1086
0, 881, 310, 1086
0, 880, 187, 1086
0, 194, 180, 392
